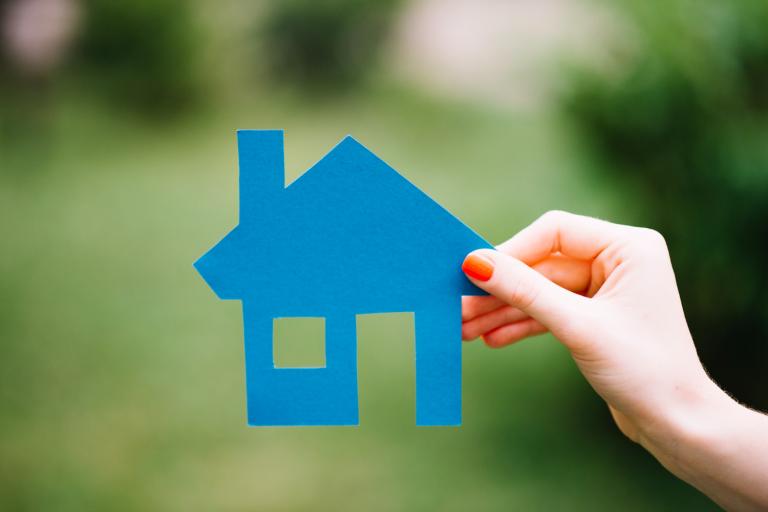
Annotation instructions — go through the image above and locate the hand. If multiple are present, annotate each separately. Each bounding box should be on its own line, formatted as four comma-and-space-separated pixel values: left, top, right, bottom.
461, 210, 709, 439
461, 211, 768, 511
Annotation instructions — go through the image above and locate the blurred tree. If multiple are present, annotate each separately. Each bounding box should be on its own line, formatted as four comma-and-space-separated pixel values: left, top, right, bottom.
562, 0, 768, 410
76, 0, 201, 112
261, 0, 401, 90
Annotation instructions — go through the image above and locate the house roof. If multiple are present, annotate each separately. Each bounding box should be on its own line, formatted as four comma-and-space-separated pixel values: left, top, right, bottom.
195, 131, 491, 314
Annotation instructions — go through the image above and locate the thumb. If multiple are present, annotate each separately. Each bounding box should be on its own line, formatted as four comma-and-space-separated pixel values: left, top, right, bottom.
462, 249, 587, 331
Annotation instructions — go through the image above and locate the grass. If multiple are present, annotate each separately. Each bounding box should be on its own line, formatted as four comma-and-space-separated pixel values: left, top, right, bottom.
0, 86, 716, 510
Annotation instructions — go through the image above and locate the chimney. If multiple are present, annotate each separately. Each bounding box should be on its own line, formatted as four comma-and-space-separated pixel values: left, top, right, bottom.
237, 129, 284, 224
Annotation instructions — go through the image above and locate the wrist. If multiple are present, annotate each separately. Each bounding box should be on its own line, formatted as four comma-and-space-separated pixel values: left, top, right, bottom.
634, 376, 768, 510
635, 375, 739, 481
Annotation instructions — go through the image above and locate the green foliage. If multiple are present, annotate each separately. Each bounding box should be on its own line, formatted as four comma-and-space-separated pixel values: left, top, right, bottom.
562, 0, 768, 409
76, 0, 201, 112
261, 0, 401, 89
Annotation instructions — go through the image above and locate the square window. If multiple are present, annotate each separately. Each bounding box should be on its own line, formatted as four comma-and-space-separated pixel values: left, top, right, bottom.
273, 317, 326, 368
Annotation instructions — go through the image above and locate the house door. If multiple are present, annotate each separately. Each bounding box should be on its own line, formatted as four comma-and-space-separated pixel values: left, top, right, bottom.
357, 301, 463, 426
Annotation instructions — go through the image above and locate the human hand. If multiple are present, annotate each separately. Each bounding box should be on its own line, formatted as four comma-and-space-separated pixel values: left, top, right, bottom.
461, 211, 768, 511
461, 210, 719, 442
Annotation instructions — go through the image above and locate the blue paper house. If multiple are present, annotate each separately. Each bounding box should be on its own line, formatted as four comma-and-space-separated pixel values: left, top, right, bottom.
195, 130, 492, 426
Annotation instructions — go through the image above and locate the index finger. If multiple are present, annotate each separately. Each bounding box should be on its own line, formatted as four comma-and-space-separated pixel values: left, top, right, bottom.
496, 210, 623, 264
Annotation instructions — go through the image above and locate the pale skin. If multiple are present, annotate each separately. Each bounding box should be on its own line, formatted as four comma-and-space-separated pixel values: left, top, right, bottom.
461, 211, 768, 512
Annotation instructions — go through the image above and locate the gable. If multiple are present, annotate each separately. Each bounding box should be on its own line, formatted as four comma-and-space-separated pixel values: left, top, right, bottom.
288, 137, 488, 252
275, 137, 492, 306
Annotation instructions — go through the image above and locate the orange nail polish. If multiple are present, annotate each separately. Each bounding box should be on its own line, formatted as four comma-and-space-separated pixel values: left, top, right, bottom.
462, 254, 494, 282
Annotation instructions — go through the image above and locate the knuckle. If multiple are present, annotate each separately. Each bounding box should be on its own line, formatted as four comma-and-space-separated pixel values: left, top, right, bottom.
632, 227, 668, 252
539, 209, 569, 225
504, 278, 539, 311
642, 227, 666, 244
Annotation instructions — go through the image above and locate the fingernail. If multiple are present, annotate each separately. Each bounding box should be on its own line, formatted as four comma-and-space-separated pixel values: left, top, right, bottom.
462, 253, 494, 282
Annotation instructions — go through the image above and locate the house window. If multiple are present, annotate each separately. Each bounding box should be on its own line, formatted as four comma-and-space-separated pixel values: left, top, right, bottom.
273, 317, 326, 368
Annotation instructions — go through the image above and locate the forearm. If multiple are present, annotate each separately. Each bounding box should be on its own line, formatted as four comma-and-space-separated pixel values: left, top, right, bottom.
638, 380, 768, 511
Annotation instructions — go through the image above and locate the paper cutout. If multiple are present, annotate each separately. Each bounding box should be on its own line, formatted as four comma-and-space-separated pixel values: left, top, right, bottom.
194, 130, 492, 426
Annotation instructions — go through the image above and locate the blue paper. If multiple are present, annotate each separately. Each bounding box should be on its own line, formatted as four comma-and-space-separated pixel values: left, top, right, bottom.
195, 130, 492, 426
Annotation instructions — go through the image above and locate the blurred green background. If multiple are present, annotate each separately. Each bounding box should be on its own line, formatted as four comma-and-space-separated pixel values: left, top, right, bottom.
1, 0, 765, 510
